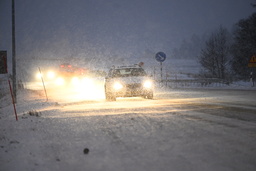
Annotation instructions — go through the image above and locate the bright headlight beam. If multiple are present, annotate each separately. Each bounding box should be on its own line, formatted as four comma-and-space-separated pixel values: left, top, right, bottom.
55, 77, 65, 86
47, 71, 55, 79
143, 80, 153, 88
82, 77, 93, 84
71, 77, 80, 85
113, 82, 123, 90
36, 72, 43, 79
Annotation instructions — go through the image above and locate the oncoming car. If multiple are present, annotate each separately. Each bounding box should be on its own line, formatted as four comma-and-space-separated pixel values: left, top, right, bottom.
35, 63, 89, 86
104, 64, 154, 101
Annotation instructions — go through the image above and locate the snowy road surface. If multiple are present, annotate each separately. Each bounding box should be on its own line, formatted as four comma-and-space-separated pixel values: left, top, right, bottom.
1, 88, 256, 171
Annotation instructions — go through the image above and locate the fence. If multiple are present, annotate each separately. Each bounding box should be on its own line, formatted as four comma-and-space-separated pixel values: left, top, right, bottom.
157, 78, 230, 88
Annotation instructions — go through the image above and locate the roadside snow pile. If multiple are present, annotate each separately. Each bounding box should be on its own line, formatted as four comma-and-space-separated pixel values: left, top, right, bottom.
0, 89, 55, 120
229, 80, 256, 88
0, 89, 64, 170
207, 81, 256, 89
164, 80, 256, 89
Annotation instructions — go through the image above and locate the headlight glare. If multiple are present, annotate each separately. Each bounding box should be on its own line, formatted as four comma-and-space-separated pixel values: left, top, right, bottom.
113, 82, 123, 90
47, 71, 55, 79
143, 80, 153, 88
55, 77, 65, 86
71, 77, 80, 85
36, 72, 43, 79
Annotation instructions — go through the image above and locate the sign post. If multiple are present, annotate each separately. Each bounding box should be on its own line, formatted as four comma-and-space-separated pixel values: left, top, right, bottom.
0, 51, 18, 121
248, 55, 256, 87
248, 55, 256, 68
12, 0, 17, 103
155, 52, 166, 83
0, 51, 7, 74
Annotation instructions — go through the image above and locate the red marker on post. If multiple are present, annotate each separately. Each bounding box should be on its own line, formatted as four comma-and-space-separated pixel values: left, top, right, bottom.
1, 51, 18, 121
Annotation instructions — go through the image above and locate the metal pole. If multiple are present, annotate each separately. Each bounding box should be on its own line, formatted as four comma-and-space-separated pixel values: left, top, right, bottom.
8, 79, 18, 121
165, 71, 168, 87
12, 0, 16, 103
153, 66, 155, 80
2, 51, 18, 120
160, 62, 163, 83
253, 68, 255, 87
38, 67, 48, 101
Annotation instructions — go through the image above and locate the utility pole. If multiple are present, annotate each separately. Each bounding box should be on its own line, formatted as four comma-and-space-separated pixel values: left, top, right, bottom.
12, 0, 16, 103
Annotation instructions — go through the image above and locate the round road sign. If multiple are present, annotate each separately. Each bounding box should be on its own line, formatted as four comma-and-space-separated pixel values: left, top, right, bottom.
155, 52, 166, 62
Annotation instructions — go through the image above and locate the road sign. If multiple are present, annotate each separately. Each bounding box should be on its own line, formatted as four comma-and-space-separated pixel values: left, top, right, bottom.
155, 52, 166, 62
0, 51, 7, 74
248, 55, 256, 68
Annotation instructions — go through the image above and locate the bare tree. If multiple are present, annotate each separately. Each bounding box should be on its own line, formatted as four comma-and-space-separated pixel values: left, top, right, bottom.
198, 27, 231, 79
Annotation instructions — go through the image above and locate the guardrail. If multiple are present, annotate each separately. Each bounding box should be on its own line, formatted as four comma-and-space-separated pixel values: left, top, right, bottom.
157, 79, 230, 88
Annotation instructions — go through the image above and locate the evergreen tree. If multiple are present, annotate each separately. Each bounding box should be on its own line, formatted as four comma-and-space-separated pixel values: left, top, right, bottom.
231, 13, 256, 79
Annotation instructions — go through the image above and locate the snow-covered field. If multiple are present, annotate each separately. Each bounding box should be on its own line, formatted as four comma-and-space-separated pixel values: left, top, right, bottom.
1, 84, 256, 171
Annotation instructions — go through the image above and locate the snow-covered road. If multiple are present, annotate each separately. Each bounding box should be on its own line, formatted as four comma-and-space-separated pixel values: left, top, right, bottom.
1, 88, 256, 171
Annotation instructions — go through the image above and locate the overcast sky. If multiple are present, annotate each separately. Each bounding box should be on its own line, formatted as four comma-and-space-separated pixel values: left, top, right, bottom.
0, 0, 255, 67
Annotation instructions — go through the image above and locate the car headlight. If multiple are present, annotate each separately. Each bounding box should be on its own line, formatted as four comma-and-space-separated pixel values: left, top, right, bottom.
71, 77, 80, 85
47, 71, 55, 79
113, 82, 123, 90
82, 77, 93, 85
36, 72, 43, 80
143, 80, 153, 89
55, 77, 65, 86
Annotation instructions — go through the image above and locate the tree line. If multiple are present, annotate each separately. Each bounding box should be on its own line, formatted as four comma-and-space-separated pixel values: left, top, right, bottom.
199, 10, 256, 81
173, 6, 256, 81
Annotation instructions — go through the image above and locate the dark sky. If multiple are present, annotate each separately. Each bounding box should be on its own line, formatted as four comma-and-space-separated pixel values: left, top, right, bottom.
0, 0, 255, 68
